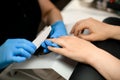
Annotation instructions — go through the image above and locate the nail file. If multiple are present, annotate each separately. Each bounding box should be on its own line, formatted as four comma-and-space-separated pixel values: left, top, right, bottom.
32, 26, 51, 49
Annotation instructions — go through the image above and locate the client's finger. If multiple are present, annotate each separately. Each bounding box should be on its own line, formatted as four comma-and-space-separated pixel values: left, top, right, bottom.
48, 46, 67, 56
48, 38, 66, 48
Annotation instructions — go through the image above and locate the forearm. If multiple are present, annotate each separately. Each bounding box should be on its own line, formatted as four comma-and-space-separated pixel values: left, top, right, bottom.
38, 0, 63, 25
88, 48, 120, 80
44, 8, 63, 25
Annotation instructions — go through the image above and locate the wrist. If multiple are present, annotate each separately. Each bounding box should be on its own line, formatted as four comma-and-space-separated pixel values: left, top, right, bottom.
51, 20, 64, 28
86, 48, 105, 65
109, 26, 120, 40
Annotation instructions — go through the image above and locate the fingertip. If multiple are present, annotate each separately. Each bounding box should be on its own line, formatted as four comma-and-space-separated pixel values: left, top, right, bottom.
47, 46, 51, 49
44, 40, 53, 47
31, 50, 35, 55
78, 34, 91, 41
28, 54, 32, 59
73, 31, 77, 36
43, 49, 50, 54
48, 46, 55, 51
51, 43, 59, 48
70, 32, 73, 35
70, 30, 73, 34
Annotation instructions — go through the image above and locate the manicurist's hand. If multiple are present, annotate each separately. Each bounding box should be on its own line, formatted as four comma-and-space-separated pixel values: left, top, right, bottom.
41, 20, 68, 53
0, 39, 36, 69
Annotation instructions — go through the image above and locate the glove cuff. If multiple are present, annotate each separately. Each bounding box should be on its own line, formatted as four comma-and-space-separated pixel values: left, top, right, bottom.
51, 20, 64, 28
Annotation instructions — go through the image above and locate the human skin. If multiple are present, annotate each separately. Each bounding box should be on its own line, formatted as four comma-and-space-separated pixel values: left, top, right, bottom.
48, 36, 120, 80
38, 0, 63, 25
70, 18, 120, 41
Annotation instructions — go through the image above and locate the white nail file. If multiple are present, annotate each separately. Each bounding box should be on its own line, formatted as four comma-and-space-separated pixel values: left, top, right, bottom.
32, 26, 51, 49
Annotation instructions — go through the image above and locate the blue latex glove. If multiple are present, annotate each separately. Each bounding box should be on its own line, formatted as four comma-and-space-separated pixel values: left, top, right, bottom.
41, 40, 60, 53
41, 20, 68, 53
0, 39, 36, 70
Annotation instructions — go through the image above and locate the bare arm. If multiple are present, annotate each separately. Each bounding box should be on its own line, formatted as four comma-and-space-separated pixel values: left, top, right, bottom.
48, 36, 120, 80
89, 48, 120, 80
37, 0, 68, 54
38, 0, 63, 25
